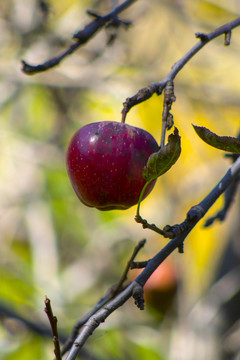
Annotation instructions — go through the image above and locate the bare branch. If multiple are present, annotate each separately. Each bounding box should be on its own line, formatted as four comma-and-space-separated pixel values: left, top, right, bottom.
65, 282, 136, 360
111, 238, 146, 295
44, 297, 62, 360
205, 154, 240, 227
66, 157, 240, 360
61, 238, 146, 356
122, 17, 240, 117
135, 154, 240, 241
130, 260, 148, 269
135, 215, 168, 236
22, 0, 137, 75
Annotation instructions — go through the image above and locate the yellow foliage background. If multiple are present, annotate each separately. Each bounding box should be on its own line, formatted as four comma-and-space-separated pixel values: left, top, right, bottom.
0, 0, 239, 359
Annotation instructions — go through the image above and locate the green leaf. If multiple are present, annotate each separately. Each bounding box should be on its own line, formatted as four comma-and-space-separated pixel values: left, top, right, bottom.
193, 125, 240, 153
142, 127, 181, 182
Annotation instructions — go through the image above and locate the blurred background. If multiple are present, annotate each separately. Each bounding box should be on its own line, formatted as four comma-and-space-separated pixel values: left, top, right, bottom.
0, 0, 239, 359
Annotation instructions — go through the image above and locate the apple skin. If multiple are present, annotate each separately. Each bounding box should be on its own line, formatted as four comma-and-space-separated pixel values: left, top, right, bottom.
66, 121, 159, 210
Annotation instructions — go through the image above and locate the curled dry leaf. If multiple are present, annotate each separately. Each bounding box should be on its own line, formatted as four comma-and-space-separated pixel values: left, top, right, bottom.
142, 127, 181, 182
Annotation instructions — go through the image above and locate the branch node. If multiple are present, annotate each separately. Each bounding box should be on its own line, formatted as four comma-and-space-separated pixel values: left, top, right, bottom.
110, 238, 147, 296
163, 224, 184, 238
195, 32, 209, 42
155, 83, 164, 96
132, 282, 144, 310
105, 16, 132, 46
178, 243, 184, 253
44, 297, 62, 360
187, 205, 205, 221
224, 30, 232, 46
135, 215, 168, 236
130, 261, 148, 269
163, 205, 205, 239
164, 80, 176, 103
204, 153, 240, 227
105, 17, 132, 29
86, 10, 102, 19
121, 85, 156, 121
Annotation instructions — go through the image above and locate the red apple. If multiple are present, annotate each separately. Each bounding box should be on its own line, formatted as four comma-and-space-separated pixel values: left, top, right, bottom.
66, 121, 159, 210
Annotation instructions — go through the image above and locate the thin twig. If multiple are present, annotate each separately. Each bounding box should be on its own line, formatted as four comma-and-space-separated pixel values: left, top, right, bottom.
111, 238, 146, 295
0, 300, 99, 360
121, 17, 240, 118
61, 238, 146, 356
135, 215, 168, 237
21, 0, 137, 75
62, 17, 240, 360
65, 157, 240, 360
136, 156, 240, 240
130, 260, 148, 269
44, 297, 62, 360
204, 155, 240, 227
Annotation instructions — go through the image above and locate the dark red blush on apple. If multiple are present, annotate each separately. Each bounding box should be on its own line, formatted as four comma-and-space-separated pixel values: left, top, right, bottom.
66, 121, 159, 210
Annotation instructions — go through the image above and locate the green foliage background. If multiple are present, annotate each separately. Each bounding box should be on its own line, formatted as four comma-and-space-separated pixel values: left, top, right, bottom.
0, 0, 239, 359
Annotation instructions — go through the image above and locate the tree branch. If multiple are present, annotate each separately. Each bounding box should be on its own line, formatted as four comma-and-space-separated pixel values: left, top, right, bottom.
44, 297, 62, 360
64, 19, 240, 358
21, 0, 137, 75
61, 239, 146, 356
121, 17, 240, 119
65, 157, 240, 360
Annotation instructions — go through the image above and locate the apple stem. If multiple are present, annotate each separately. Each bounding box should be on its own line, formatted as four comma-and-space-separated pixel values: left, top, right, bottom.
136, 181, 150, 218
121, 108, 127, 123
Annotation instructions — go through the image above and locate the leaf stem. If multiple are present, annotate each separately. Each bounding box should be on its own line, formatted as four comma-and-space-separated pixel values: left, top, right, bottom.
136, 181, 150, 218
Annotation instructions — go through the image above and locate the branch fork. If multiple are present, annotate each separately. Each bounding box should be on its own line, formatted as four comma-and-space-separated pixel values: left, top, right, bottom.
121, 17, 240, 118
